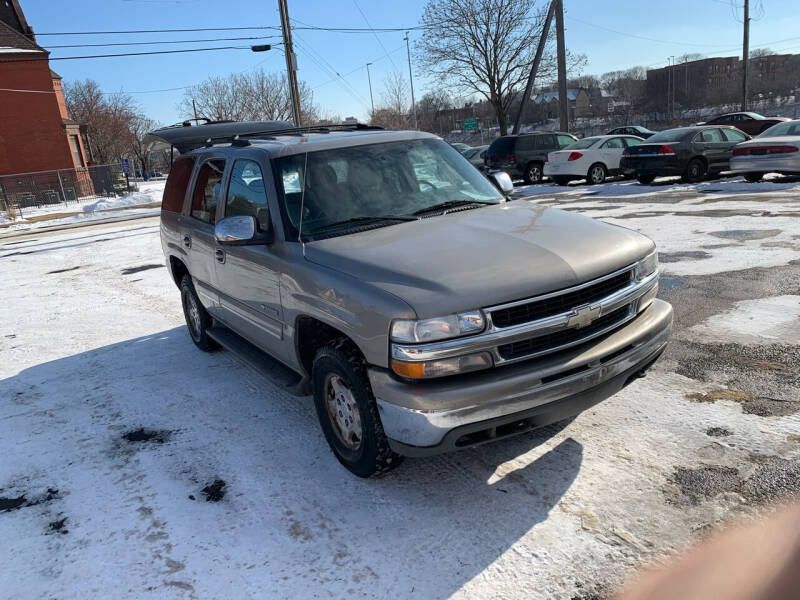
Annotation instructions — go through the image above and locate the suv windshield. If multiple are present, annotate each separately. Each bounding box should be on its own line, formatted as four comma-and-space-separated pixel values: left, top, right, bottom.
647, 129, 691, 143
275, 138, 504, 240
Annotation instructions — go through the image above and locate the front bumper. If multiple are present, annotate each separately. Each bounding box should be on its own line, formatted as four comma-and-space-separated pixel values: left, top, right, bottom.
370, 298, 673, 455
729, 155, 800, 174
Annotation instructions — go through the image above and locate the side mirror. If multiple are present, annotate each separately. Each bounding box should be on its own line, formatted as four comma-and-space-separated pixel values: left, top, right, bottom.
489, 170, 514, 195
214, 215, 273, 245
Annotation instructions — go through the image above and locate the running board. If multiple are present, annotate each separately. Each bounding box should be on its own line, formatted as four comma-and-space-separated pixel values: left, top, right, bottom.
206, 326, 309, 396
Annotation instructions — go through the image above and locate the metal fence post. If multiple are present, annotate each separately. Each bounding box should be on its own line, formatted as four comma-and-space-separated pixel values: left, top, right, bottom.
56, 169, 68, 205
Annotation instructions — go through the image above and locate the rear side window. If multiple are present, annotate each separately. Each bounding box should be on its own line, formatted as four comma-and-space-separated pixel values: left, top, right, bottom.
600, 138, 625, 149
722, 128, 748, 142
695, 129, 725, 143
190, 159, 226, 225
161, 156, 195, 213
225, 159, 270, 231
517, 136, 535, 151
534, 135, 553, 149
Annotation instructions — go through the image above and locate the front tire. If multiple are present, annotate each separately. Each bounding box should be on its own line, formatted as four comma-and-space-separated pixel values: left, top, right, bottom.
587, 163, 607, 185
523, 162, 543, 184
744, 172, 764, 182
637, 174, 656, 185
682, 158, 706, 183
311, 339, 402, 478
180, 275, 219, 352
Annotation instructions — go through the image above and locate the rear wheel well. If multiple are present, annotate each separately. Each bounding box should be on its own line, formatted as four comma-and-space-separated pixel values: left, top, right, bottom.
296, 316, 359, 376
169, 256, 188, 288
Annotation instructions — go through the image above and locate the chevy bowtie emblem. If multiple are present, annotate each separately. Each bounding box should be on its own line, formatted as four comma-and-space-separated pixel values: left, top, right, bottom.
567, 305, 601, 329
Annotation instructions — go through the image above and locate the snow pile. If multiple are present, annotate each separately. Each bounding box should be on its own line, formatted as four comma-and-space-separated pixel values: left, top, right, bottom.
0, 180, 165, 233
688, 295, 800, 345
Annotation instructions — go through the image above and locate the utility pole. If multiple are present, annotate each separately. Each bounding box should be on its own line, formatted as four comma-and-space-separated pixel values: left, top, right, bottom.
278, 0, 302, 126
742, 0, 750, 111
670, 55, 675, 118
555, 0, 568, 132
665, 58, 671, 119
192, 98, 199, 124
366, 62, 375, 116
404, 32, 418, 129
512, 0, 557, 134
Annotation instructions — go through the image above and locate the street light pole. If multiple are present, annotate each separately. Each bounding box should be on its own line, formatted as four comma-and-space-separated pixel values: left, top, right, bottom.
278, 0, 302, 126
404, 32, 418, 130
742, 0, 750, 110
366, 62, 375, 116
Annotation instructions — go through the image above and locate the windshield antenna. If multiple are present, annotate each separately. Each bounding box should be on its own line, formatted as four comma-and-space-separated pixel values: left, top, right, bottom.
298, 152, 309, 255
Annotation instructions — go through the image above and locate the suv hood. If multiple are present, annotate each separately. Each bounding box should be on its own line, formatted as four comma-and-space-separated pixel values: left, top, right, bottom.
304, 200, 654, 318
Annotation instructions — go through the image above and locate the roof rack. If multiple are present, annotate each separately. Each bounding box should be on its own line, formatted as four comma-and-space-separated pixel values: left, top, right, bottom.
146, 121, 383, 153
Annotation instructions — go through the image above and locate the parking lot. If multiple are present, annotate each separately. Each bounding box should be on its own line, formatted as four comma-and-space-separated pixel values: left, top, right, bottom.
1, 179, 798, 599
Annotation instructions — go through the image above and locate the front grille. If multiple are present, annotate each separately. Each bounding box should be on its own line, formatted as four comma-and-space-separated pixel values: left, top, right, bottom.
491, 271, 633, 328
497, 306, 630, 361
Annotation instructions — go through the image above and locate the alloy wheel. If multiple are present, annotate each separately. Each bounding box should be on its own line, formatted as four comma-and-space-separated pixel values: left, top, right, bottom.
324, 374, 363, 450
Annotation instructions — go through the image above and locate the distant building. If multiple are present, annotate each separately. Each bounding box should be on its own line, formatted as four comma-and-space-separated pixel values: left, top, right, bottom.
0, 1, 90, 176
646, 53, 800, 111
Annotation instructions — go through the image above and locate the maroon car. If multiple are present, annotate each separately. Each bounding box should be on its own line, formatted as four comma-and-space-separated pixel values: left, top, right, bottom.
700, 112, 789, 136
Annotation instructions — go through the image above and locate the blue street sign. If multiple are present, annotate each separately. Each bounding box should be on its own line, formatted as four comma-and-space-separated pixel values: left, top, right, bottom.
121, 158, 131, 175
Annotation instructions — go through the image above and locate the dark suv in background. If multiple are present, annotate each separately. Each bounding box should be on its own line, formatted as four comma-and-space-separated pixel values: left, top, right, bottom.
485, 132, 577, 184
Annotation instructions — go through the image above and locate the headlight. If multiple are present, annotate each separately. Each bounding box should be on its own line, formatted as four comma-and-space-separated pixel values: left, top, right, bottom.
391, 352, 493, 379
390, 310, 485, 343
634, 250, 658, 281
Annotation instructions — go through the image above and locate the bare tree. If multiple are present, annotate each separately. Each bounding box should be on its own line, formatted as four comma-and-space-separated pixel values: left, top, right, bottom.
417, 0, 585, 134
415, 89, 453, 134
127, 114, 160, 177
369, 70, 411, 129
178, 69, 318, 125
750, 47, 776, 58
64, 79, 137, 164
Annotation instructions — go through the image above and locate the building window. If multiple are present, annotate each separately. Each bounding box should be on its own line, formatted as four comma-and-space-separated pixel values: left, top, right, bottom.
69, 135, 85, 168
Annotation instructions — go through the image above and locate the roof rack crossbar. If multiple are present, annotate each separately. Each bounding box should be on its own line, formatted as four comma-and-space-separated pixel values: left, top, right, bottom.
198, 123, 384, 146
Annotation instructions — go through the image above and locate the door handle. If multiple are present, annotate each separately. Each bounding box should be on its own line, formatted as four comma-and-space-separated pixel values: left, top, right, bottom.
215, 248, 225, 264
183, 235, 191, 248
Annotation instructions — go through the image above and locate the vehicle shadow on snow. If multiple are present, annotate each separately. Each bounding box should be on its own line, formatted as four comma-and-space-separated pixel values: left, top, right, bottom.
1, 327, 583, 598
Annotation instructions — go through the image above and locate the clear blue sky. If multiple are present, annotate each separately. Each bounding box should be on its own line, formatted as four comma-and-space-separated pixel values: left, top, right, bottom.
19, 0, 800, 126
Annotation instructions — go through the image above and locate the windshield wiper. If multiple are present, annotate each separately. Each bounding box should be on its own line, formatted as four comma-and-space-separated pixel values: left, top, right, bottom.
308, 215, 417, 236
411, 199, 495, 216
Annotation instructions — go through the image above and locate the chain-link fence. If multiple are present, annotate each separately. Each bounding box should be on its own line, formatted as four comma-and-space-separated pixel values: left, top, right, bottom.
0, 163, 128, 219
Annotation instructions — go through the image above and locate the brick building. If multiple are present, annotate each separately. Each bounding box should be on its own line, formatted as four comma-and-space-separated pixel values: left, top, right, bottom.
646, 53, 800, 111
0, 0, 90, 177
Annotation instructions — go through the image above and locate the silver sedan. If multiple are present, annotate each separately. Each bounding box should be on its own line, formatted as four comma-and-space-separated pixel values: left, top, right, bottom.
730, 119, 800, 181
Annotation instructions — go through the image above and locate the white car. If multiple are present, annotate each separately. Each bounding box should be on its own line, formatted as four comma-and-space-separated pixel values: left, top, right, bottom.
544, 134, 644, 185
729, 119, 800, 182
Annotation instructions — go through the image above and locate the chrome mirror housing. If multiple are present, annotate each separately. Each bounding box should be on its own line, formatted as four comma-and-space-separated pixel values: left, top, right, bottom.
214, 215, 257, 244
489, 171, 514, 195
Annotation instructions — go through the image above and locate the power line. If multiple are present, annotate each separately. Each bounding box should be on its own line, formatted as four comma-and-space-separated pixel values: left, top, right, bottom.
0, 45, 263, 63
34, 26, 281, 36
348, 1, 398, 71
310, 45, 404, 90
45, 36, 280, 49
565, 16, 739, 48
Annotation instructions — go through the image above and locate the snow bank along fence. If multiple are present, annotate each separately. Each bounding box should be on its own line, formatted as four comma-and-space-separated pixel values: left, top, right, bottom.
0, 163, 126, 218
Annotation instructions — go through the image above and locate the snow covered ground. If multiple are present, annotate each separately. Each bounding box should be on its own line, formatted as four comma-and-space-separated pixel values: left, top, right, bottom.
0, 181, 165, 232
516, 175, 800, 276
1, 193, 798, 599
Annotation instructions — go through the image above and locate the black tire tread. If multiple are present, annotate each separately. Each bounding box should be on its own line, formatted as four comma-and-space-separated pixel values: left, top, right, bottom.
313, 338, 402, 477
180, 275, 219, 352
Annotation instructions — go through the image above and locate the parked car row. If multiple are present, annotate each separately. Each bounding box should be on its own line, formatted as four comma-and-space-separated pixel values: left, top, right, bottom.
457, 113, 798, 187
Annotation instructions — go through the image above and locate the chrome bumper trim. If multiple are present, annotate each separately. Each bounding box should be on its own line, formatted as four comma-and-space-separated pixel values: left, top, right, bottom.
391, 270, 659, 363
374, 299, 673, 448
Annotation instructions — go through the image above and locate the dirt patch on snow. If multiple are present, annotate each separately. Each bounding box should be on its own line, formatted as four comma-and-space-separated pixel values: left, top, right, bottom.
201, 479, 226, 502
686, 388, 797, 417
0, 487, 60, 513
46, 265, 82, 275
660, 251, 712, 263
708, 229, 781, 241
122, 428, 171, 444
706, 427, 732, 437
